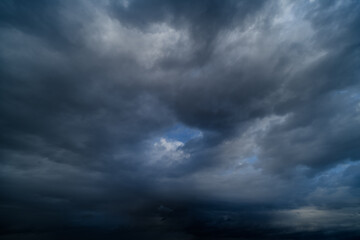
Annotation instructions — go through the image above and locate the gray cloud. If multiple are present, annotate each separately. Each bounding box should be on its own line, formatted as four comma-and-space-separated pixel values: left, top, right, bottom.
1, 0, 360, 239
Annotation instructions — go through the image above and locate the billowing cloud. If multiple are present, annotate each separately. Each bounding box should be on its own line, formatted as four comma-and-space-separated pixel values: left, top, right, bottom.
1, 0, 359, 239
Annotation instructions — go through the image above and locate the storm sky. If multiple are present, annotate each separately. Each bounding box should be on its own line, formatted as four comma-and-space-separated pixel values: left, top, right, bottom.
1, 0, 360, 239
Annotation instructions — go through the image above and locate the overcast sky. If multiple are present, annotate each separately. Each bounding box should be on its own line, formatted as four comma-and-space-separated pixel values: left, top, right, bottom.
1, 0, 360, 239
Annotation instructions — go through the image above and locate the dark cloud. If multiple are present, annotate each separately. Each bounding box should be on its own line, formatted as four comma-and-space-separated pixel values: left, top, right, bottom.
1, 0, 360, 239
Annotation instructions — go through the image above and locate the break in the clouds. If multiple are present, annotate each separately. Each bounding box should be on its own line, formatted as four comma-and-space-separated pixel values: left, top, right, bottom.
1, 0, 360, 239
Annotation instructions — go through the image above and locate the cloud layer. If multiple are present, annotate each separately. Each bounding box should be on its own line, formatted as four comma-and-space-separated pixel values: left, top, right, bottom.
1, 0, 360, 239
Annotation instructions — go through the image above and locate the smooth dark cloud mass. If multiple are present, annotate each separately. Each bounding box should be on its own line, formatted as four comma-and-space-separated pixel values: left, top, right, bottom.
1, 0, 360, 239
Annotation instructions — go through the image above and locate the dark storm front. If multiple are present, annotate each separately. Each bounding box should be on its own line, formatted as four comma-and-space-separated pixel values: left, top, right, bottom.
1, 0, 360, 239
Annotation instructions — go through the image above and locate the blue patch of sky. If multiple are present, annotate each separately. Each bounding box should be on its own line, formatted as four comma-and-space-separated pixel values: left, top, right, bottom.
163, 123, 202, 143
312, 160, 360, 184
245, 155, 258, 164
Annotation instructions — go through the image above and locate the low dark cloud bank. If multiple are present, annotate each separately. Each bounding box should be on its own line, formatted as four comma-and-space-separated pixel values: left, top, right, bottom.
1, 0, 360, 239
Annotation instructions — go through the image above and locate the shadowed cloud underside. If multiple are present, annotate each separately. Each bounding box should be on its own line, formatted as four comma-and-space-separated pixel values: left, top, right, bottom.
1, 0, 360, 239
